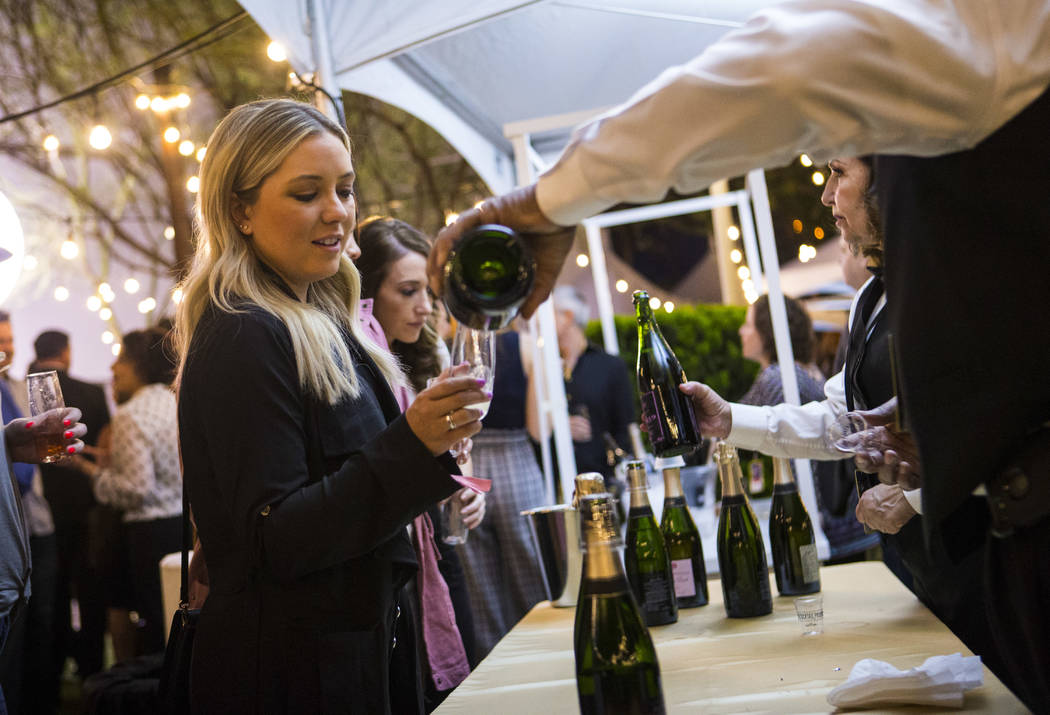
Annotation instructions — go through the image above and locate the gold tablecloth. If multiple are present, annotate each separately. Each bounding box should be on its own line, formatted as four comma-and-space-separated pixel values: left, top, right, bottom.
437, 562, 1025, 713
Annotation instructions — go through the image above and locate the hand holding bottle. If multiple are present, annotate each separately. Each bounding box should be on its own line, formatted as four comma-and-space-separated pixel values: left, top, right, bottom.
428, 184, 575, 320
678, 382, 732, 439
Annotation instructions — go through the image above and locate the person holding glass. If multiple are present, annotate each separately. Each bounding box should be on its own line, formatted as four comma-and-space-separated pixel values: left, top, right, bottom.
174, 99, 488, 713
356, 216, 485, 702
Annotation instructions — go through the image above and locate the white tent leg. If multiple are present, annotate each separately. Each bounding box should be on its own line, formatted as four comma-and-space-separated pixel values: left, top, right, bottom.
747, 169, 829, 560
307, 0, 346, 123
583, 220, 619, 356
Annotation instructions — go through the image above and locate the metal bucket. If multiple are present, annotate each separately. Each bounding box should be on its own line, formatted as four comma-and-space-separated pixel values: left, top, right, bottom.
521, 504, 582, 608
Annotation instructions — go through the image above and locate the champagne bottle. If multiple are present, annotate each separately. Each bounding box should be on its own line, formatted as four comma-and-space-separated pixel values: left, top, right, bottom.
632, 290, 701, 458
659, 464, 708, 608
575, 494, 666, 715
442, 224, 536, 330
623, 461, 677, 626
713, 442, 772, 618
769, 458, 821, 596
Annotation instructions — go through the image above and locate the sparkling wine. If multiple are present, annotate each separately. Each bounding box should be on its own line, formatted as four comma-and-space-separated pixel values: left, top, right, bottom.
659, 465, 708, 608
442, 224, 535, 331
769, 458, 821, 596
623, 461, 677, 627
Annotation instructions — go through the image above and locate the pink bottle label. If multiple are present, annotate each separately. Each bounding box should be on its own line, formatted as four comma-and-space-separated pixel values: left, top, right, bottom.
671, 558, 696, 598
640, 390, 665, 444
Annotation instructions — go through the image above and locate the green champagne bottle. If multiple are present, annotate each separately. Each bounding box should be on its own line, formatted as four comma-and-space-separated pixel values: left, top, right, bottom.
769, 458, 821, 596
623, 460, 677, 626
714, 442, 773, 618
659, 464, 708, 608
575, 494, 666, 715
632, 290, 700, 458
442, 224, 536, 330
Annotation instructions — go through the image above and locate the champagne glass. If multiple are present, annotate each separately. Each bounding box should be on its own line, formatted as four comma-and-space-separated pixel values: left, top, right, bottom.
450, 326, 496, 419
827, 411, 881, 462
26, 370, 67, 463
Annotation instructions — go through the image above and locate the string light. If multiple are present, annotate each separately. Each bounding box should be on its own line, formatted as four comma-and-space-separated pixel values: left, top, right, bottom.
615, 279, 629, 293
60, 240, 79, 260
814, 227, 825, 239
195, 146, 206, 162
163, 127, 180, 143
730, 249, 742, 264
186, 176, 199, 193
53, 286, 69, 302
150, 96, 170, 113
138, 297, 156, 313
86, 296, 102, 312
178, 140, 195, 156
101, 331, 114, 345
98, 282, 116, 303
172, 288, 184, 304
727, 225, 740, 241
811, 171, 825, 186
124, 278, 140, 294
88, 125, 112, 150
799, 154, 813, 167
798, 244, 818, 262
576, 254, 589, 268
111, 344, 122, 356
42, 135, 60, 152
135, 94, 151, 110
737, 266, 751, 280
163, 226, 175, 240
649, 296, 661, 310
266, 41, 287, 62
174, 93, 191, 109
792, 219, 803, 233
99, 307, 112, 320
663, 301, 675, 313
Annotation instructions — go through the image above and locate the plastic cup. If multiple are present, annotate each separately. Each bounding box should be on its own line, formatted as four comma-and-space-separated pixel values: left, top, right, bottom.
441, 494, 468, 545
794, 595, 824, 636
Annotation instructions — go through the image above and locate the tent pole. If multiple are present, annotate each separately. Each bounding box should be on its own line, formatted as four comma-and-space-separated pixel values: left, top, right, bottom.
583, 221, 619, 356
307, 0, 347, 126
747, 169, 829, 560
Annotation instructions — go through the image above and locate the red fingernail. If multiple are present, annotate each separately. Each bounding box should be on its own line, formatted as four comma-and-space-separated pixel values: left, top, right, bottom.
64, 430, 74, 439
63, 419, 72, 427
25, 421, 33, 428
66, 446, 76, 454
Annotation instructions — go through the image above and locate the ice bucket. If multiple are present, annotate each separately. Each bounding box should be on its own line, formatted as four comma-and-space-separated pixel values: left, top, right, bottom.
521, 504, 582, 607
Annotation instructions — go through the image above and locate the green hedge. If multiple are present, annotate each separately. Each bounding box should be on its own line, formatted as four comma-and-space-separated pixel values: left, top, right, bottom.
584, 303, 758, 423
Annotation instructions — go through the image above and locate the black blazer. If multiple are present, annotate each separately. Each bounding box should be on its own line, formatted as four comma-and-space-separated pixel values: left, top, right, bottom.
39, 371, 110, 523
178, 301, 459, 714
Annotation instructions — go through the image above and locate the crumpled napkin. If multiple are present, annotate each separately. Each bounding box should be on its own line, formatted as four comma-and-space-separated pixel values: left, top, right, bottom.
827, 653, 983, 709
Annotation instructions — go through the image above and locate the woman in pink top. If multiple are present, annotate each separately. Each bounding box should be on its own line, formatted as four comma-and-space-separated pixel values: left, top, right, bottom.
357, 217, 485, 710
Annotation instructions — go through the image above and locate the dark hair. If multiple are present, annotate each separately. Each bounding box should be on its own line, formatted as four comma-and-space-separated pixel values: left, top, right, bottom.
34, 330, 69, 360
119, 327, 176, 386
356, 217, 441, 393
752, 294, 815, 364
855, 155, 883, 265
0, 311, 9, 323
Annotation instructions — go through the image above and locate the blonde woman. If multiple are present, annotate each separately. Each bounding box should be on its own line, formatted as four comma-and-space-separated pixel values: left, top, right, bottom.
174, 99, 488, 713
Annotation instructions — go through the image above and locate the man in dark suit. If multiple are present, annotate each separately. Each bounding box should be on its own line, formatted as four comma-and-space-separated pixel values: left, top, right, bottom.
31, 331, 110, 680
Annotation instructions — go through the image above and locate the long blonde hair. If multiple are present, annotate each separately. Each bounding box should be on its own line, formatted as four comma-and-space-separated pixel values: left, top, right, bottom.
174, 99, 404, 404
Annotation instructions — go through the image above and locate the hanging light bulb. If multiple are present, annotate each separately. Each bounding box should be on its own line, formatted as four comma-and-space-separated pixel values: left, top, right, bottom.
138, 297, 157, 314
101, 331, 114, 345
799, 154, 813, 167
124, 278, 140, 294
178, 140, 195, 156
174, 93, 191, 109
576, 254, 590, 268
163, 127, 180, 143
186, 176, 200, 193
649, 296, 661, 310
135, 94, 151, 110
89, 125, 112, 150
737, 266, 751, 280
615, 279, 629, 293
111, 343, 122, 356
811, 171, 825, 186
266, 41, 287, 62
727, 225, 741, 241
53, 286, 69, 302
730, 249, 743, 264
99, 307, 112, 321
60, 240, 79, 260
86, 295, 102, 312
164, 226, 176, 240
172, 287, 184, 305
42, 135, 60, 152
195, 146, 206, 162
150, 96, 170, 113
663, 301, 675, 313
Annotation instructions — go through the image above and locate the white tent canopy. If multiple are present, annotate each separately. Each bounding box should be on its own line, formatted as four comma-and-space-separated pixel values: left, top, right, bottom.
240, 0, 828, 559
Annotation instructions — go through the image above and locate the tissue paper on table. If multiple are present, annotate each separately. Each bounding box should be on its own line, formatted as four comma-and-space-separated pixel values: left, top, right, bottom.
826, 653, 983, 709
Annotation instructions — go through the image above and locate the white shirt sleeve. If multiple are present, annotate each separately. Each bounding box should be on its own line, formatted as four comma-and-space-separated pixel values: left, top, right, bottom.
727, 369, 849, 461
903, 488, 924, 515
536, 0, 1050, 226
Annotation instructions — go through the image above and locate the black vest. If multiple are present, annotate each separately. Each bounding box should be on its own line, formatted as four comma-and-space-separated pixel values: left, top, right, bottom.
876, 83, 1050, 528
845, 278, 893, 412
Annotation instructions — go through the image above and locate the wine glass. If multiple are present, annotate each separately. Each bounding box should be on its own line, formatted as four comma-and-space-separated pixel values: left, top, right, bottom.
450, 326, 496, 419
827, 411, 881, 461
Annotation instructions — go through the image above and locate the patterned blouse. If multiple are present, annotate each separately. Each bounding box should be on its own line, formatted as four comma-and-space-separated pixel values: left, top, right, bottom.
94, 382, 182, 522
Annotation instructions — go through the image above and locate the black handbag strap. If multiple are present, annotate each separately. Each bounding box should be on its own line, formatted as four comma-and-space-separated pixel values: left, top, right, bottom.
180, 480, 190, 608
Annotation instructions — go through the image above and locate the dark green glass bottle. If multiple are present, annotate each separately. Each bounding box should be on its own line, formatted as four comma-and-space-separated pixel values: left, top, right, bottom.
714, 442, 773, 618
659, 465, 708, 608
623, 460, 677, 626
632, 290, 700, 458
442, 224, 536, 330
769, 458, 821, 596
575, 494, 666, 715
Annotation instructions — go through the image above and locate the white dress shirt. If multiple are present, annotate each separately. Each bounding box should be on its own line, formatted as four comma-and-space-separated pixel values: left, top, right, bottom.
536, 0, 1050, 226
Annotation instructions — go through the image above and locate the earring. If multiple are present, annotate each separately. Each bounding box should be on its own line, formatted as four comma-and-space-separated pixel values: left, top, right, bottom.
241, 224, 250, 233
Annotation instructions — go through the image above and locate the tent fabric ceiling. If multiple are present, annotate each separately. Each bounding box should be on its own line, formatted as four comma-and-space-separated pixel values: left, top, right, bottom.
240, 0, 778, 192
